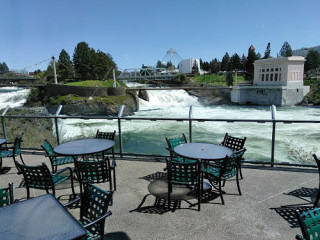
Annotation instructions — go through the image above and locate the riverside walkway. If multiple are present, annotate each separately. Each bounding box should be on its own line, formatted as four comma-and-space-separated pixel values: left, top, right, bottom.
1, 153, 318, 239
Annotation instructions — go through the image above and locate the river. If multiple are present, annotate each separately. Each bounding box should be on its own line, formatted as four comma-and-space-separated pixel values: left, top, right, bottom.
0, 86, 319, 164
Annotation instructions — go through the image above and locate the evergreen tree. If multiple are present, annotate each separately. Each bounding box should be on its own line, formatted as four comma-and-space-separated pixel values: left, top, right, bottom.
192, 60, 199, 74
0, 62, 9, 74
209, 58, 220, 73
240, 54, 246, 71
305, 50, 320, 71
221, 52, 230, 71
230, 53, 241, 70
264, 42, 271, 59
57, 49, 73, 80
73, 41, 92, 79
226, 71, 233, 86
279, 41, 293, 57
246, 45, 260, 81
156, 60, 166, 68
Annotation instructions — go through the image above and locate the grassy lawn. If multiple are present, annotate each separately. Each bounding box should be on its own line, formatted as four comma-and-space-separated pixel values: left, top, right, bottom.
65, 79, 126, 87
191, 73, 247, 86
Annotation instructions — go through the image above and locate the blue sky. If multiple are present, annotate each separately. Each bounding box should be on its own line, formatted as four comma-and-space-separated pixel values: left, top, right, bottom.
1, 0, 319, 72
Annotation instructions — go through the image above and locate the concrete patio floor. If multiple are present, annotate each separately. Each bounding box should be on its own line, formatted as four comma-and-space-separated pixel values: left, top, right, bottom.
0, 153, 319, 240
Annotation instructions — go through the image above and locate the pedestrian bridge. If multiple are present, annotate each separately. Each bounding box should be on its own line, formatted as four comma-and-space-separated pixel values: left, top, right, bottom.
117, 67, 176, 81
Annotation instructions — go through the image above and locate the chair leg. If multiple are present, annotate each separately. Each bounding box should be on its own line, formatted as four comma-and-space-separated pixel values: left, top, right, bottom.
27, 187, 30, 199
236, 172, 242, 196
219, 180, 224, 205
239, 165, 243, 180
113, 169, 116, 191
314, 187, 320, 208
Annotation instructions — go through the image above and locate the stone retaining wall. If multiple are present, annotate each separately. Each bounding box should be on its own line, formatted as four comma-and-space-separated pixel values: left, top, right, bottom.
46, 84, 126, 97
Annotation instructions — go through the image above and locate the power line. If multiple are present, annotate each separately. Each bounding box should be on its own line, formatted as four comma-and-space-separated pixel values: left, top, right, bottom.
22, 57, 51, 70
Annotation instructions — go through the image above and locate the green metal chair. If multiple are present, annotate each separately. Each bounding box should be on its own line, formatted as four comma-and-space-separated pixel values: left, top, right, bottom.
0, 133, 25, 174
313, 154, 320, 208
220, 133, 247, 179
166, 152, 202, 211
202, 148, 246, 205
296, 208, 320, 240
64, 184, 113, 240
0, 183, 14, 207
41, 139, 75, 173
15, 160, 75, 199
95, 130, 116, 162
74, 156, 116, 193
165, 134, 188, 166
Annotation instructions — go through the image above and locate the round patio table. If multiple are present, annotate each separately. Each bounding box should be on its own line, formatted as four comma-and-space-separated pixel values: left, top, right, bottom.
54, 138, 115, 156
174, 143, 233, 161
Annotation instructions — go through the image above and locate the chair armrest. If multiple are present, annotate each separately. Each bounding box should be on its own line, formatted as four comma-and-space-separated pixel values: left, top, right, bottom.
0, 146, 14, 151
202, 161, 221, 168
295, 234, 305, 240
63, 196, 81, 208
83, 211, 112, 229
53, 166, 73, 176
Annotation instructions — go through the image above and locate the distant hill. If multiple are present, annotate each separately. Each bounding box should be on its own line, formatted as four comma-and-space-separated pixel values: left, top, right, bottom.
292, 45, 320, 57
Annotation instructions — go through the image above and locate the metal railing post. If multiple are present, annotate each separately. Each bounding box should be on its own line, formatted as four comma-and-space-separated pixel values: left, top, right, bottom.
189, 105, 193, 142
54, 105, 63, 145
1, 105, 9, 141
117, 105, 125, 157
270, 105, 276, 167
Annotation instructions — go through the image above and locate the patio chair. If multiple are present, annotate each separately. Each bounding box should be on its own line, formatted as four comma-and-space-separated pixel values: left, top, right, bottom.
166, 152, 202, 211
74, 156, 116, 193
41, 139, 75, 173
202, 148, 246, 205
64, 184, 113, 239
94, 130, 116, 163
0, 133, 25, 174
165, 134, 188, 169
0, 183, 14, 207
313, 154, 320, 208
220, 133, 247, 179
14, 161, 75, 199
295, 208, 320, 240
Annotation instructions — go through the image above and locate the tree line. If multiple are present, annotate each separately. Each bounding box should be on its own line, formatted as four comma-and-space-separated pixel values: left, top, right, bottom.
47, 41, 117, 82
198, 41, 320, 81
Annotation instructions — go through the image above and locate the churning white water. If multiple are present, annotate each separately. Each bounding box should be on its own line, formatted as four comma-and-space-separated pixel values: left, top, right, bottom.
0, 87, 30, 109
1, 86, 320, 164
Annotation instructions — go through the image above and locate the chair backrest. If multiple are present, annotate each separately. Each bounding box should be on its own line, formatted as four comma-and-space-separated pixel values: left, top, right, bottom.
166, 133, 187, 150
96, 130, 116, 140
75, 157, 112, 184
80, 184, 113, 237
167, 153, 200, 186
296, 208, 320, 240
0, 183, 14, 207
221, 133, 247, 151
15, 161, 54, 190
13, 133, 24, 156
221, 148, 246, 177
313, 154, 320, 171
41, 140, 56, 157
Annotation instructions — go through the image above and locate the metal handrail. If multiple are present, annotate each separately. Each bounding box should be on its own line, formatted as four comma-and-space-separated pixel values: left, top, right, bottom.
1, 104, 320, 168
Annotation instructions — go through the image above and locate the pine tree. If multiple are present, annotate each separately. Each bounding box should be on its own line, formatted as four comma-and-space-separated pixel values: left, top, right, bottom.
264, 42, 271, 59
73, 42, 92, 79
192, 60, 199, 74
57, 49, 73, 80
221, 52, 230, 71
279, 41, 293, 57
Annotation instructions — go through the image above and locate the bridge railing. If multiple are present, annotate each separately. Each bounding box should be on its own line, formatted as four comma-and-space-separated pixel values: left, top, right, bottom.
0, 104, 319, 168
